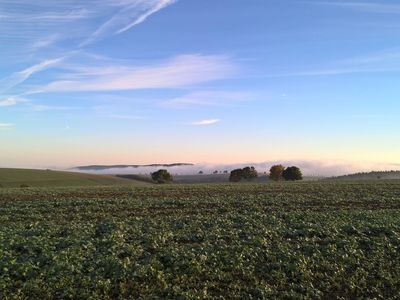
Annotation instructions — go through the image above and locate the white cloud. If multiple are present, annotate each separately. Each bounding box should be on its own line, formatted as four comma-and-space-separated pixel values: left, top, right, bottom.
0, 95, 78, 111
0, 96, 18, 107
0, 96, 29, 107
191, 119, 221, 126
0, 123, 14, 129
161, 91, 250, 108
33, 54, 235, 93
30, 104, 78, 112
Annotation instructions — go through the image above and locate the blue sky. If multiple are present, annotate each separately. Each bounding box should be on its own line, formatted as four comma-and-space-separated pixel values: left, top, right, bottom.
1, 0, 399, 172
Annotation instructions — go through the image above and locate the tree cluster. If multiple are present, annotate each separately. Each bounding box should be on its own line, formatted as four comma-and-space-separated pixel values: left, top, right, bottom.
269, 165, 303, 181
229, 166, 258, 182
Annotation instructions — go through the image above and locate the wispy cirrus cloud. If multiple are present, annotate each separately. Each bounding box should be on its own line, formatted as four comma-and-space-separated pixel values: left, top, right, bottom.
0, 57, 65, 94
31, 54, 235, 93
31, 35, 60, 51
0, 0, 177, 48
116, 0, 176, 34
0, 0, 179, 99
191, 119, 221, 126
82, 0, 176, 46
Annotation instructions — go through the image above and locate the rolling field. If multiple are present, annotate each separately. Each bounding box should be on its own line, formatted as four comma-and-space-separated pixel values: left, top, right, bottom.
0, 181, 400, 298
0, 168, 147, 188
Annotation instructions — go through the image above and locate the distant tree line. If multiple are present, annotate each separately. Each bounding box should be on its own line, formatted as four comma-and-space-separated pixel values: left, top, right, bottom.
151, 165, 303, 184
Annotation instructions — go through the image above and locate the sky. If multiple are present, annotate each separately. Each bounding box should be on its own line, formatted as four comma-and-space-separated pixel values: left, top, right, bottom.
0, 0, 399, 174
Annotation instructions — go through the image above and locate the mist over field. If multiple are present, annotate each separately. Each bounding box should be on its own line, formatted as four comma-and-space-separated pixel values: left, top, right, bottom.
71, 160, 400, 177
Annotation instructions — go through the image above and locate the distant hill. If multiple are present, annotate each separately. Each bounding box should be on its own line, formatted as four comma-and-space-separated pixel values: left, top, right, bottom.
329, 170, 400, 181
75, 163, 194, 171
0, 168, 149, 188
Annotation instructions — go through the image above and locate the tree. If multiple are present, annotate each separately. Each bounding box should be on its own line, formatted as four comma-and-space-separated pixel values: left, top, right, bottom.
242, 166, 258, 180
229, 166, 258, 182
151, 169, 173, 184
269, 165, 285, 181
282, 166, 303, 181
229, 169, 243, 182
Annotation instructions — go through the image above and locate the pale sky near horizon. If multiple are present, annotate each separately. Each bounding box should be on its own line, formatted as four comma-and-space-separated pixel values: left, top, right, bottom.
0, 0, 399, 171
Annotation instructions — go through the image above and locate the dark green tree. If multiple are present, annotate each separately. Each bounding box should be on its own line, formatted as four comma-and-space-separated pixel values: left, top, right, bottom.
229, 167, 258, 182
242, 166, 258, 180
151, 169, 173, 184
229, 169, 243, 182
282, 166, 303, 181
269, 165, 285, 181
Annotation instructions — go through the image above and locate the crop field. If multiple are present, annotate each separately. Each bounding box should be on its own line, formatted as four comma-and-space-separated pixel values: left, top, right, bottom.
0, 168, 146, 188
0, 181, 400, 299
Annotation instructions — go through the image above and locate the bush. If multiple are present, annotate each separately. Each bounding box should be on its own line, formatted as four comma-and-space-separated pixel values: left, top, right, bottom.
282, 166, 303, 181
151, 169, 173, 184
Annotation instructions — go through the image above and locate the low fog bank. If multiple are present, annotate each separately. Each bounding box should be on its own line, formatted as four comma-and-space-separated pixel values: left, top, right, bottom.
70, 160, 400, 177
